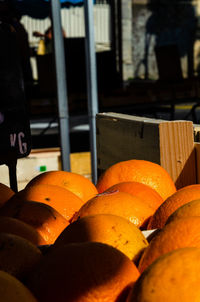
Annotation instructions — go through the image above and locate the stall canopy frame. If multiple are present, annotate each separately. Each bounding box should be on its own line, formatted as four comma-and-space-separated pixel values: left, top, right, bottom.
50, 0, 98, 184
12, 0, 99, 183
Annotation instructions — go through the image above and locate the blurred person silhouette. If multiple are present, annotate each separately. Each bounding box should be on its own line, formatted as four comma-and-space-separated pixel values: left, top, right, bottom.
33, 23, 67, 54
0, 0, 33, 87
136, 0, 197, 79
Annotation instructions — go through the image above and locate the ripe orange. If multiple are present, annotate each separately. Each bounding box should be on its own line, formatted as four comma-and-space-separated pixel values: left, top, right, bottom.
26, 170, 98, 202
0, 270, 37, 301
9, 184, 83, 222
0, 233, 42, 280
26, 242, 140, 302
0, 200, 69, 244
0, 183, 15, 208
147, 184, 200, 229
0, 216, 46, 246
138, 216, 200, 273
54, 213, 149, 263
127, 247, 200, 302
166, 199, 200, 225
96, 159, 176, 200
72, 191, 154, 229
104, 181, 164, 210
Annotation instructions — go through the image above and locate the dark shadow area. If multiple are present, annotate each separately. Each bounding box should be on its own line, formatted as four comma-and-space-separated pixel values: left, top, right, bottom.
24, 242, 135, 302
31, 130, 90, 153
29, 36, 122, 119
0, 3, 33, 190
3, 0, 200, 153
29, 37, 122, 150
144, 0, 196, 79
127, 0, 200, 122
33, 37, 121, 102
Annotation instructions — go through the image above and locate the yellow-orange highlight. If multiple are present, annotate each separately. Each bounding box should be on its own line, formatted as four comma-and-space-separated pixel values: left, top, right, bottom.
72, 191, 154, 229
26, 242, 140, 302
0, 200, 69, 244
54, 213, 149, 263
148, 184, 200, 229
96, 159, 176, 200
127, 247, 200, 302
26, 170, 98, 202
0, 270, 37, 302
138, 216, 200, 273
104, 181, 164, 210
10, 184, 83, 222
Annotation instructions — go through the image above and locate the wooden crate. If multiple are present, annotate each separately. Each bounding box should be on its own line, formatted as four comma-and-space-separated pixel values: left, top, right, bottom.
96, 112, 200, 190
0, 149, 91, 191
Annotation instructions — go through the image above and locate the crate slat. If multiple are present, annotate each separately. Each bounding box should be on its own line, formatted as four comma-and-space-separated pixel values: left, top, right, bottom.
96, 112, 197, 189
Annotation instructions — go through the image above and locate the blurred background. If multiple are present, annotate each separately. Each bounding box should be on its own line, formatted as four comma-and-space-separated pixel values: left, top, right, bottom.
2, 0, 200, 152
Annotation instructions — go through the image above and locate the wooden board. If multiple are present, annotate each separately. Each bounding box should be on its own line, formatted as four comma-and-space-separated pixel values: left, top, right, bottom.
159, 121, 196, 189
195, 142, 200, 184
96, 112, 196, 189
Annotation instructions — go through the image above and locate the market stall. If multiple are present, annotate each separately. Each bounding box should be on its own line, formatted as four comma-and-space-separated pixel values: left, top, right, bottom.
2, 0, 99, 188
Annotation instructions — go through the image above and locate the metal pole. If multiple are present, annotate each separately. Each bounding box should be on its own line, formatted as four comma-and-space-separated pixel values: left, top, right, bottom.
51, 0, 71, 171
117, 0, 123, 82
84, 0, 99, 184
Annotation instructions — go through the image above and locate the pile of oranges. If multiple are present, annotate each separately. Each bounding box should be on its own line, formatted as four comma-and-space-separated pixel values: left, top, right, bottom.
0, 159, 200, 301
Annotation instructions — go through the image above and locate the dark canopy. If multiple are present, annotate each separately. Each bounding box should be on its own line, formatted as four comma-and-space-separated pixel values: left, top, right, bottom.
11, 0, 84, 19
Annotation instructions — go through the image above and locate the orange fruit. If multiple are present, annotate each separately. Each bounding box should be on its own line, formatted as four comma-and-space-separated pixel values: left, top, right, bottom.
127, 247, 200, 302
54, 213, 149, 263
8, 184, 83, 222
138, 216, 200, 273
147, 184, 200, 229
0, 216, 46, 246
0, 200, 69, 244
166, 199, 200, 225
0, 233, 42, 280
104, 181, 164, 210
0, 183, 15, 208
96, 159, 176, 200
72, 191, 154, 229
26, 242, 140, 302
26, 170, 98, 202
0, 270, 37, 301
